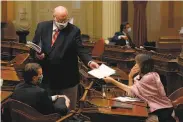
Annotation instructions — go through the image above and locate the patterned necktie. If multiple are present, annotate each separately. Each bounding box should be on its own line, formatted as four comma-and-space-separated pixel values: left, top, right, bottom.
51, 29, 59, 46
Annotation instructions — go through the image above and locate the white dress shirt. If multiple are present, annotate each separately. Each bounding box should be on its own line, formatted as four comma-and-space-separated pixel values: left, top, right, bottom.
122, 31, 130, 46
52, 22, 58, 37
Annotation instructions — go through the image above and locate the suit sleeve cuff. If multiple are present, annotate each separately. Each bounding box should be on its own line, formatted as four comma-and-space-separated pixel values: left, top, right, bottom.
118, 36, 121, 39
88, 61, 92, 67
51, 95, 58, 101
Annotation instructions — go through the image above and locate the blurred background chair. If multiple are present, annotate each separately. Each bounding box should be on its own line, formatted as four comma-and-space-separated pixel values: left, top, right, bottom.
91, 38, 106, 65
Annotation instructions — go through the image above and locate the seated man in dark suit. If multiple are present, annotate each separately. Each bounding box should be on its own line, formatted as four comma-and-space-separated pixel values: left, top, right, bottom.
111, 22, 135, 48
11, 63, 70, 115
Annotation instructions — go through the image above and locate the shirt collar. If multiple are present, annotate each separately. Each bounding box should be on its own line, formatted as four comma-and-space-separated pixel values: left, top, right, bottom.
53, 22, 58, 31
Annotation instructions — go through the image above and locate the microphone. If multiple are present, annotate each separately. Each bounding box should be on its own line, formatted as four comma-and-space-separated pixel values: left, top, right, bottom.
102, 84, 106, 98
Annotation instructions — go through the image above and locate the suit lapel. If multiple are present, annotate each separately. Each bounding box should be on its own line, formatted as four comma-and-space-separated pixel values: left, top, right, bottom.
47, 24, 73, 58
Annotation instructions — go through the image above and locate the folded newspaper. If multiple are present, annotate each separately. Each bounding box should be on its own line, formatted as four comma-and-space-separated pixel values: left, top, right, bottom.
88, 64, 115, 79
26, 41, 41, 54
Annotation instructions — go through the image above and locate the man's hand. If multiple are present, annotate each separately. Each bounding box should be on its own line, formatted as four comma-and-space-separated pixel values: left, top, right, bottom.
118, 35, 128, 40
57, 95, 70, 108
36, 53, 45, 60
88, 61, 99, 69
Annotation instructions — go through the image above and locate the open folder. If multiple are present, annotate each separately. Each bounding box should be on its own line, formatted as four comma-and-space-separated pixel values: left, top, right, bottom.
88, 64, 115, 79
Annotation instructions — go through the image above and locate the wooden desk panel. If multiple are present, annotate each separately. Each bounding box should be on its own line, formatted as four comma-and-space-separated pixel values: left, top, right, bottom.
1, 91, 12, 102
112, 67, 128, 81
1, 66, 20, 82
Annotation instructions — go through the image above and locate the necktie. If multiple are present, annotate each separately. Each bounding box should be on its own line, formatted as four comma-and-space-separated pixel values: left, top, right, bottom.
51, 29, 59, 46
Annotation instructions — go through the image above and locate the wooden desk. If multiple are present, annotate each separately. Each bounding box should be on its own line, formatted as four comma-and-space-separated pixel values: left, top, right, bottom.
157, 36, 182, 54
1, 60, 7, 64
82, 97, 148, 122
1, 41, 30, 60
112, 67, 128, 81
1, 66, 20, 82
1, 91, 13, 102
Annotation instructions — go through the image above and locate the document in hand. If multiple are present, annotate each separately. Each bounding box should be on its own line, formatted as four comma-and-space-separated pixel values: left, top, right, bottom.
114, 97, 141, 102
88, 64, 115, 79
26, 41, 41, 53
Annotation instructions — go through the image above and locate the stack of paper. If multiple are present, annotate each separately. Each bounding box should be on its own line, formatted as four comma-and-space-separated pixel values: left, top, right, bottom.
88, 64, 115, 79
26, 41, 41, 53
114, 97, 141, 102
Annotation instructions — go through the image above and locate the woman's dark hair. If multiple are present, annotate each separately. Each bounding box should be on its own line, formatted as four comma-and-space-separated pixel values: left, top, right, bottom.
120, 22, 129, 32
23, 63, 41, 83
135, 54, 154, 75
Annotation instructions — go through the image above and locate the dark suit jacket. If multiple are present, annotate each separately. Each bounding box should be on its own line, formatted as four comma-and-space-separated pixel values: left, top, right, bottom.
31, 21, 92, 89
11, 82, 67, 115
111, 32, 135, 48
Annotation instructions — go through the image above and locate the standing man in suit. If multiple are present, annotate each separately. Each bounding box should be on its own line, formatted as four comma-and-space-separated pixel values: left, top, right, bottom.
111, 22, 135, 48
31, 6, 99, 110
11, 63, 70, 115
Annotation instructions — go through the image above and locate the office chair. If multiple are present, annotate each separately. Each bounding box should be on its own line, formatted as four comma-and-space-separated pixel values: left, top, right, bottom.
91, 38, 106, 65
1, 98, 61, 122
169, 87, 183, 122
169, 87, 183, 102
1, 98, 91, 122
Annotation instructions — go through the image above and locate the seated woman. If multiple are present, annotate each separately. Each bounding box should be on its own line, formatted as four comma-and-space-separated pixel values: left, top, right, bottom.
11, 63, 70, 115
103, 54, 175, 122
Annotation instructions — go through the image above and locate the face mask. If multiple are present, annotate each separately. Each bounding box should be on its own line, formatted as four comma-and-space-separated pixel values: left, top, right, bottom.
55, 21, 68, 30
37, 74, 43, 84
127, 27, 132, 33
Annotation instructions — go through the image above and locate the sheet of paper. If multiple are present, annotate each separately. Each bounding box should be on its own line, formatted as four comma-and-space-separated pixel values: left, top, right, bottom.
88, 64, 115, 79
114, 97, 141, 102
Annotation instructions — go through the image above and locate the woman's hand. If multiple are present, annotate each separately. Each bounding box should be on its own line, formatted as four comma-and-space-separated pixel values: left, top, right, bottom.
129, 64, 140, 77
126, 90, 135, 97
103, 76, 115, 83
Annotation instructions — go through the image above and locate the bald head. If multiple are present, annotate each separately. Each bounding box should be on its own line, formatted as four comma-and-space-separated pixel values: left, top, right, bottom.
53, 6, 68, 22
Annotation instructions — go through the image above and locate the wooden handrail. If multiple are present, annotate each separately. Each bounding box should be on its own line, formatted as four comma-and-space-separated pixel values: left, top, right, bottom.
56, 110, 76, 122
80, 81, 94, 102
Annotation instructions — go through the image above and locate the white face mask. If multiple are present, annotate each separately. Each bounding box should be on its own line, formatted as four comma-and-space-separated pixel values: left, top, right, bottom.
127, 27, 132, 33
55, 21, 68, 30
